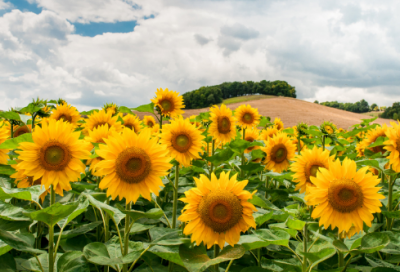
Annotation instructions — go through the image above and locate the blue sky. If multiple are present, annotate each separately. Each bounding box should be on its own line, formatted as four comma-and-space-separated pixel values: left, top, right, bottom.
1, 0, 400, 111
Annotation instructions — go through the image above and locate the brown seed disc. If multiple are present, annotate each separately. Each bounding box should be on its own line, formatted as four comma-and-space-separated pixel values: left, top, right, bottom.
39, 141, 71, 171
328, 179, 364, 213
270, 144, 287, 163
171, 133, 192, 153
115, 147, 152, 184
217, 116, 231, 134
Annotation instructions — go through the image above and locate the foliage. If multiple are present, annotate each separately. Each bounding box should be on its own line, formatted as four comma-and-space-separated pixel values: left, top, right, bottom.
381, 102, 400, 119
320, 99, 371, 113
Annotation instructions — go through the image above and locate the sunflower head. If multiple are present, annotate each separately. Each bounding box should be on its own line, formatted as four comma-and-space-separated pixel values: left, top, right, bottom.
209, 104, 237, 144
383, 121, 400, 171
235, 105, 261, 129
103, 103, 118, 116
273, 117, 284, 131
259, 126, 279, 142
151, 88, 185, 118
243, 127, 260, 153
262, 132, 296, 173
0, 126, 10, 165
179, 172, 257, 249
160, 116, 204, 167
143, 115, 156, 128
50, 103, 80, 125
83, 109, 123, 135
13, 125, 32, 138
122, 114, 141, 133
320, 121, 337, 135
296, 122, 309, 137
305, 158, 384, 233
359, 125, 388, 155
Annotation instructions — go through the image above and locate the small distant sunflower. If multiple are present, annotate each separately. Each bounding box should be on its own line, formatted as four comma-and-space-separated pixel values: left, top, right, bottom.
151, 88, 184, 118
209, 104, 237, 144
143, 115, 156, 128
296, 122, 308, 137
259, 127, 279, 142
50, 103, 80, 126
291, 146, 334, 194
384, 121, 400, 171
179, 172, 257, 249
160, 116, 204, 167
243, 127, 260, 154
0, 127, 10, 164
305, 158, 384, 233
94, 128, 172, 204
320, 121, 337, 135
103, 103, 118, 116
84, 110, 123, 135
262, 132, 296, 173
359, 125, 388, 155
235, 105, 261, 129
122, 114, 141, 133
13, 125, 32, 138
273, 118, 284, 131
14, 119, 91, 195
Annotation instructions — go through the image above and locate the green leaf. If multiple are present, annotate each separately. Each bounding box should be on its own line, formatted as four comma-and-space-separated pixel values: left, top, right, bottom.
24, 202, 79, 227
57, 251, 90, 272
249, 194, 280, 211
253, 229, 291, 247
81, 193, 125, 225
304, 129, 323, 137
0, 165, 16, 176
206, 148, 235, 165
368, 136, 388, 148
0, 133, 34, 149
118, 206, 163, 221
0, 253, 16, 272
251, 149, 265, 160
359, 232, 390, 253
130, 223, 155, 234
83, 242, 120, 267
54, 221, 102, 240
70, 182, 97, 193
0, 201, 31, 221
149, 245, 184, 266
0, 111, 21, 121
57, 198, 89, 229
229, 139, 263, 154
241, 267, 272, 272
302, 248, 336, 270
0, 218, 32, 231
237, 235, 270, 250
131, 103, 155, 114
254, 211, 273, 226
0, 229, 45, 254
150, 227, 180, 244
0, 185, 46, 205
20, 104, 42, 114
332, 240, 349, 252
179, 244, 246, 272
0, 240, 12, 256
239, 162, 264, 173
118, 106, 133, 114
286, 218, 306, 231
382, 211, 400, 219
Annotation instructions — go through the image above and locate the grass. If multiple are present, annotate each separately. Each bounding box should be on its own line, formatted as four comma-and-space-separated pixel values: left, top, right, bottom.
222, 94, 275, 105
361, 111, 382, 118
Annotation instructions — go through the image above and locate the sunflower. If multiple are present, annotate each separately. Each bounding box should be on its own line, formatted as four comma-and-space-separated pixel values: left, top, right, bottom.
103, 103, 118, 116
122, 114, 141, 133
50, 103, 80, 126
273, 117, 284, 131
262, 132, 296, 173
359, 125, 388, 155
243, 127, 260, 154
259, 127, 279, 142
179, 172, 257, 249
160, 116, 204, 167
383, 121, 400, 171
305, 158, 384, 233
234, 104, 261, 129
355, 142, 365, 157
0, 127, 10, 164
143, 115, 156, 128
83, 110, 123, 135
320, 121, 337, 135
291, 146, 334, 194
209, 104, 237, 144
13, 125, 32, 138
14, 119, 91, 195
151, 88, 184, 118
94, 128, 172, 204
0, 120, 11, 136
339, 225, 362, 239
11, 164, 48, 202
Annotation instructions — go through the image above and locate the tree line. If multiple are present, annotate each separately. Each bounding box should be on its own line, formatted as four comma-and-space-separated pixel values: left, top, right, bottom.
380, 102, 400, 119
314, 99, 383, 113
182, 80, 296, 109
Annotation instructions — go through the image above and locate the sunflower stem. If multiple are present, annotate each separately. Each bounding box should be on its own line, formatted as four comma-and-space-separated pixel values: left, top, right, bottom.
257, 248, 261, 267
302, 223, 308, 272
10, 122, 14, 138
225, 259, 234, 272
32, 112, 37, 131
105, 197, 110, 242
159, 114, 163, 131
297, 135, 301, 155
210, 140, 215, 178
172, 163, 179, 228
241, 129, 246, 179
322, 135, 326, 151
337, 235, 344, 268
48, 185, 55, 272
123, 202, 132, 272
213, 245, 220, 271
387, 175, 395, 230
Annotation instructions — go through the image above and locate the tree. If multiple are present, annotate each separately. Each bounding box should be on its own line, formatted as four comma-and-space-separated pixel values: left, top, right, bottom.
393, 113, 398, 120
370, 103, 378, 111
314, 100, 319, 104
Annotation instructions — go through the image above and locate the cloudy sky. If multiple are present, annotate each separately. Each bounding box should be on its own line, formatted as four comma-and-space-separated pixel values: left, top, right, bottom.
1, 0, 400, 111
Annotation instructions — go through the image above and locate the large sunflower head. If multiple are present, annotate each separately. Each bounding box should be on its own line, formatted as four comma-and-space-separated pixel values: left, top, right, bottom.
94, 128, 172, 204
383, 121, 400, 171
122, 114, 141, 133
14, 119, 91, 195
84, 109, 123, 135
209, 104, 237, 144
143, 115, 156, 128
151, 88, 185, 118
13, 125, 32, 138
259, 126, 279, 142
291, 145, 334, 194
273, 117, 284, 131
359, 125, 388, 155
234, 104, 261, 129
49, 103, 80, 126
243, 127, 260, 154
320, 121, 337, 135
160, 116, 204, 167
305, 158, 384, 233
0, 126, 10, 165
179, 172, 257, 249
262, 132, 296, 173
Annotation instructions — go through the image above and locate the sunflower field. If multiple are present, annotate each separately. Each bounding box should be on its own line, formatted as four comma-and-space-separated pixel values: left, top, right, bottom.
0, 90, 399, 272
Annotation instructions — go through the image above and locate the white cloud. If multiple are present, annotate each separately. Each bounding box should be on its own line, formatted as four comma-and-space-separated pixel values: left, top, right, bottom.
0, 0, 11, 10
1, 0, 400, 111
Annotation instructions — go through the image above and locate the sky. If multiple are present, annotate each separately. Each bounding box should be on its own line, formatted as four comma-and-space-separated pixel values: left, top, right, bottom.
1, 0, 400, 111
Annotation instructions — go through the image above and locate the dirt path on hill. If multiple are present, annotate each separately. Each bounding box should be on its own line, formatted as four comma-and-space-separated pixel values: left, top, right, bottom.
134, 97, 392, 130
